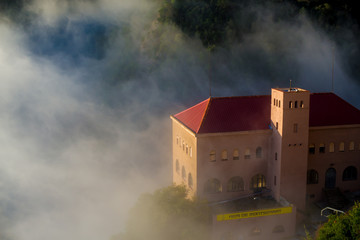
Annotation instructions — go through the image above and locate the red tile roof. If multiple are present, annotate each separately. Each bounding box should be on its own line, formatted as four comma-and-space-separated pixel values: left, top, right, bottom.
173, 93, 360, 134
309, 93, 360, 127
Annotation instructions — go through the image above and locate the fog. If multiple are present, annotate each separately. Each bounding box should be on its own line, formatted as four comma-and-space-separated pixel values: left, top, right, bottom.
0, 0, 360, 240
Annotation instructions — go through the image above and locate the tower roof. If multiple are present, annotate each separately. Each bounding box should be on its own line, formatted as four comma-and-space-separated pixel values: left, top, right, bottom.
172, 93, 360, 134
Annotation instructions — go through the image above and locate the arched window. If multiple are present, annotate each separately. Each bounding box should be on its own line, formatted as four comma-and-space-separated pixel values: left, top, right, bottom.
275, 152, 278, 160
233, 149, 239, 160
176, 136, 179, 145
309, 144, 315, 154
349, 141, 355, 151
276, 99, 278, 106
251, 174, 266, 190
182, 141, 185, 151
221, 150, 228, 161
186, 145, 188, 154
289, 101, 292, 108
274, 98, 276, 105
209, 150, 216, 162
319, 143, 325, 153
295, 101, 298, 108
189, 147, 192, 157
244, 148, 251, 159
181, 166, 186, 180
272, 225, 285, 233
175, 159, 180, 174
227, 176, 244, 192
188, 173, 193, 189
339, 142, 345, 152
300, 101, 304, 108
256, 147, 262, 158
343, 166, 357, 181
279, 100, 281, 108
204, 178, 222, 193
329, 142, 335, 152
307, 169, 319, 184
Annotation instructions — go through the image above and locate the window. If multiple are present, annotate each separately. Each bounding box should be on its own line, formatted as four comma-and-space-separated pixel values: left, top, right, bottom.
274, 98, 276, 105
319, 143, 325, 153
244, 148, 251, 159
204, 178, 222, 193
309, 144, 315, 154
221, 150, 228, 161
339, 142, 345, 152
182, 141, 185, 151
295, 101, 298, 108
329, 142, 335, 152
293, 123, 298, 133
307, 169, 319, 184
188, 173, 193, 189
256, 147, 262, 158
227, 176, 244, 192
274, 176, 276, 186
343, 166, 357, 181
276, 122, 278, 129
276, 99, 278, 106
275, 152, 278, 160
251, 174, 266, 190
272, 225, 285, 233
289, 101, 292, 108
175, 159, 180, 173
181, 166, 186, 180
210, 151, 216, 162
279, 100, 281, 108
300, 101, 304, 108
349, 141, 355, 151
233, 149, 239, 160
186, 145, 188, 154
189, 147, 192, 157
179, 137, 182, 148
176, 136, 179, 145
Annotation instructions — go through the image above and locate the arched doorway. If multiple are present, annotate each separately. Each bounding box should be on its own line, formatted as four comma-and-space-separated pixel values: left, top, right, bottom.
325, 168, 336, 189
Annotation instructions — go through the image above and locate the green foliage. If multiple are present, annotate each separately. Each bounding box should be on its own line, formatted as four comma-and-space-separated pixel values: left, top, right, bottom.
158, 0, 232, 49
116, 185, 211, 240
317, 202, 360, 240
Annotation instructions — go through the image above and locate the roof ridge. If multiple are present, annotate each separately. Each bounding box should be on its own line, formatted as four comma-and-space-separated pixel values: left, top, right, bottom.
196, 97, 212, 133
211, 95, 270, 99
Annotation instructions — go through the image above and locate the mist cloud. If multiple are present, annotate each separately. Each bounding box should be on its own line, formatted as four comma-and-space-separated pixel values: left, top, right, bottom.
1, 0, 360, 240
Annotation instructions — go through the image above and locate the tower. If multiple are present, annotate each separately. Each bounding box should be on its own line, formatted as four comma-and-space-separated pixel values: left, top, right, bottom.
270, 88, 310, 212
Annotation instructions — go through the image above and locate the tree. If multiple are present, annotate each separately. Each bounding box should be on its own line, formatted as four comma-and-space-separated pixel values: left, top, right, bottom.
114, 185, 211, 240
314, 202, 360, 240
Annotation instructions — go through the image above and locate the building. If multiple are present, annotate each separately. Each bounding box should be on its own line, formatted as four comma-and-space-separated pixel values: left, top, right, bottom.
170, 87, 360, 239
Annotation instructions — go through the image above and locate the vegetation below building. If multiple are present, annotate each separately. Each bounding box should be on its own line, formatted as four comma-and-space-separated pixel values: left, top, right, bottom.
113, 185, 211, 240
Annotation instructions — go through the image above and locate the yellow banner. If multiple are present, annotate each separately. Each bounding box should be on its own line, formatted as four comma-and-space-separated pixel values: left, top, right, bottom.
217, 206, 292, 221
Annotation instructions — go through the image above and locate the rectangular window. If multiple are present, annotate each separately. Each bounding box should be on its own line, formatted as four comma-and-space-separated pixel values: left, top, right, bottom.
276, 122, 278, 130
293, 123, 298, 133
210, 151, 216, 162
274, 176, 276, 186
244, 149, 251, 159
221, 150, 228, 161
339, 142, 345, 152
349, 141, 355, 151
319, 144, 325, 153
309, 144, 315, 154
233, 149, 239, 160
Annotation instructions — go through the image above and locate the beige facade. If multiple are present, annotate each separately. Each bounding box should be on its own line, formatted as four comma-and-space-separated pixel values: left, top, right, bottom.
171, 87, 360, 239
